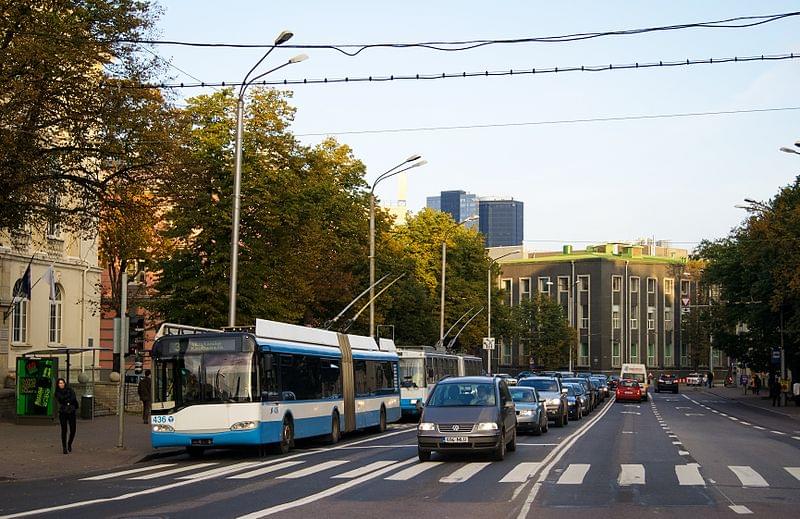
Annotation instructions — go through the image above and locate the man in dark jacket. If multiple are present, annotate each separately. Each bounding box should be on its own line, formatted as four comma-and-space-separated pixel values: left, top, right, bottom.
138, 370, 152, 424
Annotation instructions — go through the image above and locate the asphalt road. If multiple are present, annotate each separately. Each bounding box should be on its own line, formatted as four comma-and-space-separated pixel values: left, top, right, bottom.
1, 390, 798, 519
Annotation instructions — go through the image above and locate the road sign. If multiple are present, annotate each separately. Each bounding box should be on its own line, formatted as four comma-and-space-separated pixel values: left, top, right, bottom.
482, 337, 496, 350
771, 347, 781, 365
681, 307, 690, 315
681, 297, 690, 307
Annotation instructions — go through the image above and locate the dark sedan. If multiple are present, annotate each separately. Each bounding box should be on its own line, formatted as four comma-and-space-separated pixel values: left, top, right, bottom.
655, 374, 679, 394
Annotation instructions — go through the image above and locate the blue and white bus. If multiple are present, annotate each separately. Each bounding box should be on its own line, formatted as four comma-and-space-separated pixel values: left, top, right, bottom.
150, 319, 400, 455
397, 346, 483, 417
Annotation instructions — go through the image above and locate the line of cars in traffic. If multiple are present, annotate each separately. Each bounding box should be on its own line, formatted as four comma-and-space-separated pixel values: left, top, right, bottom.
415, 371, 612, 461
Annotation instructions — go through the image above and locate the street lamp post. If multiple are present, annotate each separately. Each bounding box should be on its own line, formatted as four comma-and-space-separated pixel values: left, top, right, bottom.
368, 156, 425, 338
440, 216, 479, 345
487, 250, 521, 375
228, 31, 308, 328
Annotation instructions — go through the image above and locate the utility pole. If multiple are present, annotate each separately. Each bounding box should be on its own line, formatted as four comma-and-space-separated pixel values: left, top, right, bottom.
117, 271, 127, 448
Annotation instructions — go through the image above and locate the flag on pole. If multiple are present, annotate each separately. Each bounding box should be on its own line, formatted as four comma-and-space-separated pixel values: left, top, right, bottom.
42, 265, 56, 302
17, 263, 32, 302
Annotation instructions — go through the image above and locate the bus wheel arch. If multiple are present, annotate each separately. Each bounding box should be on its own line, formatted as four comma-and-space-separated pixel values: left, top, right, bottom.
377, 404, 387, 432
277, 413, 294, 454
326, 409, 341, 444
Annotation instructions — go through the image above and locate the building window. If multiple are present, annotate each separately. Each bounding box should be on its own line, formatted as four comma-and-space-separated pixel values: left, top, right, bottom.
49, 284, 63, 344
578, 275, 589, 292
520, 278, 531, 302
612, 308, 621, 329
557, 277, 569, 292
647, 309, 656, 330
11, 279, 29, 344
630, 277, 640, 293
501, 278, 513, 306
612, 341, 621, 368
538, 277, 551, 295
578, 341, 589, 367
681, 279, 691, 296
612, 275, 622, 292
647, 278, 656, 293
664, 278, 674, 295
501, 340, 512, 365
664, 307, 673, 329
630, 317, 638, 330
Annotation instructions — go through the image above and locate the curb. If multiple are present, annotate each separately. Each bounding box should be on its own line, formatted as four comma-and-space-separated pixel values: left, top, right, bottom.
702, 388, 800, 421
138, 449, 185, 463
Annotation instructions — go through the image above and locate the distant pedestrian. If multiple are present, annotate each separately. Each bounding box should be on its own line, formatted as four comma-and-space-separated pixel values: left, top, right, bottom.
54, 378, 78, 454
754, 374, 762, 395
138, 370, 152, 424
770, 377, 781, 407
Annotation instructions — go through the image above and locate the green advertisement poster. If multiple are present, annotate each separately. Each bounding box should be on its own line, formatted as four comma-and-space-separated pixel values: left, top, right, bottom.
16, 358, 57, 418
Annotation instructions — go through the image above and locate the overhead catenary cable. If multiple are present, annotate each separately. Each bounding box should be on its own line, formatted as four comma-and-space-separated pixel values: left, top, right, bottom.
108, 51, 800, 90
106, 11, 800, 56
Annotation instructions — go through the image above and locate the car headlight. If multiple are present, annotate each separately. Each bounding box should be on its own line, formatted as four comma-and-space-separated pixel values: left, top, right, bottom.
230, 421, 257, 431
547, 398, 561, 407
518, 409, 533, 417
152, 424, 174, 433
476, 422, 499, 431
418, 422, 435, 431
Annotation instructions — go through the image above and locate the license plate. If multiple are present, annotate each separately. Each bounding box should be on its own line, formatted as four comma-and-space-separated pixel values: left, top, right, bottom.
442, 436, 469, 443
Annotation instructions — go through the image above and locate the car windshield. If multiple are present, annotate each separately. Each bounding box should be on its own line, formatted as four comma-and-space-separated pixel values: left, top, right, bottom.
564, 386, 578, 396
519, 378, 559, 392
510, 388, 536, 402
427, 382, 496, 407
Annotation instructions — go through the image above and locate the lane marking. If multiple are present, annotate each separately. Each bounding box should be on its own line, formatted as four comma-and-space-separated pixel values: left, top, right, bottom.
685, 413, 704, 416
517, 443, 559, 446
771, 430, 786, 436
785, 467, 800, 481
729, 466, 769, 487
237, 457, 417, 518
618, 464, 645, 486
129, 463, 217, 480
80, 464, 177, 481
753, 426, 766, 430
439, 462, 491, 483
676, 464, 705, 486
620, 411, 641, 415
729, 505, 753, 514
728, 417, 739, 421
679, 450, 690, 456
793, 436, 800, 441
385, 461, 442, 481
278, 460, 348, 479
500, 462, 543, 483
740, 421, 751, 426
672, 441, 682, 445
177, 461, 262, 480
556, 464, 590, 485
228, 461, 304, 479
332, 460, 395, 479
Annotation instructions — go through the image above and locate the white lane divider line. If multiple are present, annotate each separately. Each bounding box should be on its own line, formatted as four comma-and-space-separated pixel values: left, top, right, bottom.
177, 461, 263, 480
129, 463, 217, 480
675, 464, 705, 486
278, 460, 348, 479
332, 460, 395, 479
740, 421, 752, 426
385, 461, 442, 481
618, 464, 645, 486
785, 467, 800, 481
729, 505, 753, 514
228, 461, 304, 479
753, 426, 766, 430
771, 430, 786, 436
729, 466, 769, 487
556, 464, 591, 485
793, 436, 800, 441
237, 457, 417, 518
439, 462, 491, 483
80, 464, 177, 481
500, 462, 543, 483
678, 450, 690, 456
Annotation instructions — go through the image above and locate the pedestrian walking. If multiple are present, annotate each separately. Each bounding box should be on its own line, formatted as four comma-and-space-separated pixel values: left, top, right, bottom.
54, 378, 78, 454
707, 371, 714, 388
754, 374, 762, 395
138, 369, 152, 424
770, 377, 781, 407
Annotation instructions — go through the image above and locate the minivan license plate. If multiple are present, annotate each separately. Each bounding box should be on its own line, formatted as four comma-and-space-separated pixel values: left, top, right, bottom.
443, 436, 468, 443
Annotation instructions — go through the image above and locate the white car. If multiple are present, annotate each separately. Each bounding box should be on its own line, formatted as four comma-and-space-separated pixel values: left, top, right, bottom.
496, 373, 518, 386
686, 372, 702, 386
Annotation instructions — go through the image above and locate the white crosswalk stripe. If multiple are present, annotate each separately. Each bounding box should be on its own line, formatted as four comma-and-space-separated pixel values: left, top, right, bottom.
439, 462, 491, 483
332, 461, 395, 479
278, 460, 348, 479
675, 464, 705, 486
228, 461, 305, 479
177, 461, 263, 480
80, 464, 177, 481
729, 466, 769, 487
618, 464, 645, 486
500, 462, 542, 483
556, 464, 590, 485
385, 461, 443, 481
785, 467, 800, 482
129, 463, 217, 480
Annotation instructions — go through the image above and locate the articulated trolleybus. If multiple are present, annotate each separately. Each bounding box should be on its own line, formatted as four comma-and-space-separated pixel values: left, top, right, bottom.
397, 346, 482, 417
150, 319, 400, 455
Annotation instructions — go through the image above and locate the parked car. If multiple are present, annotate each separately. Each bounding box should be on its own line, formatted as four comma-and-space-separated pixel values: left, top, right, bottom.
517, 376, 569, 427
686, 372, 703, 386
562, 383, 586, 420
510, 386, 548, 435
591, 376, 609, 400
608, 375, 621, 391
496, 373, 518, 386
656, 374, 679, 393
563, 377, 598, 411
615, 379, 643, 402
516, 371, 534, 380
566, 382, 591, 416
417, 376, 517, 461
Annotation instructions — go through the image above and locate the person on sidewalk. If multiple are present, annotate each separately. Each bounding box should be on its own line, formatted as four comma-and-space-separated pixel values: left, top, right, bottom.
707, 371, 714, 388
770, 377, 782, 407
54, 378, 78, 454
754, 374, 762, 395
138, 370, 152, 424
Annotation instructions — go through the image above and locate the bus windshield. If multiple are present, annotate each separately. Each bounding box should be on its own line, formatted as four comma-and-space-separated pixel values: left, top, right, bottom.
154, 352, 254, 409
400, 358, 425, 388
622, 373, 646, 383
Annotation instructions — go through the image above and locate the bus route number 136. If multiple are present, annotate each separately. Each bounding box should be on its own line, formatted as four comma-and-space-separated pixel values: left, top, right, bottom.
152, 415, 175, 425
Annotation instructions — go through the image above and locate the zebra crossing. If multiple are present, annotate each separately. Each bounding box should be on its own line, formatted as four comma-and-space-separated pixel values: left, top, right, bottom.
79, 458, 800, 490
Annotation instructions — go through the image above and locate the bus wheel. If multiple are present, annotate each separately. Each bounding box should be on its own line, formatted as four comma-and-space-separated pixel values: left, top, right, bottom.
378, 406, 387, 433
277, 417, 294, 454
186, 446, 204, 458
326, 411, 341, 444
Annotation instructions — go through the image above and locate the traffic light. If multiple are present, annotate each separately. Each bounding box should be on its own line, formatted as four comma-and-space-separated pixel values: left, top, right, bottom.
128, 314, 145, 355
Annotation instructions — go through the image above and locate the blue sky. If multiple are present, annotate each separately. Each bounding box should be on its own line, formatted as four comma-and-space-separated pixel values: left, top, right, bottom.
152, 1, 800, 251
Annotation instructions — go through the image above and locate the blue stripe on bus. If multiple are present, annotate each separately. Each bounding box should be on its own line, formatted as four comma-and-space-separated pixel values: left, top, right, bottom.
256, 340, 398, 361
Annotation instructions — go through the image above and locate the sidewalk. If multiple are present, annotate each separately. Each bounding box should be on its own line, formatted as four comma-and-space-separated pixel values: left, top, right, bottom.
0, 413, 181, 482
699, 384, 800, 420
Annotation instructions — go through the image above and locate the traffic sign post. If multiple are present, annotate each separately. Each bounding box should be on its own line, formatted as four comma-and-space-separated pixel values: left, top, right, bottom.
482, 337, 495, 350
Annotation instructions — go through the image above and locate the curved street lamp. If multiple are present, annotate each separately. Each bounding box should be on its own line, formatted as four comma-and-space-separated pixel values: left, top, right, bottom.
439, 215, 479, 345
368, 156, 426, 337
229, 31, 308, 327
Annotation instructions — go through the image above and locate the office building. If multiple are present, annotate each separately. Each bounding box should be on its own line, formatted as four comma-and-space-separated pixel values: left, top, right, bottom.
426, 190, 479, 229
479, 197, 524, 247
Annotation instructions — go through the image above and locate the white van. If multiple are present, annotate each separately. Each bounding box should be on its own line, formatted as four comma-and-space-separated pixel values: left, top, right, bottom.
620, 363, 649, 401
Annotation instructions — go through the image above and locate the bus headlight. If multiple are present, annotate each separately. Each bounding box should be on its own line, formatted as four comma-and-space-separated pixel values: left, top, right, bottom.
230, 421, 257, 431
418, 422, 435, 431
476, 422, 498, 431
152, 424, 174, 433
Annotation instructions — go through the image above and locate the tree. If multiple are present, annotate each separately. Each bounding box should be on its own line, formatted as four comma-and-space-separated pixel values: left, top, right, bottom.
0, 0, 172, 234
